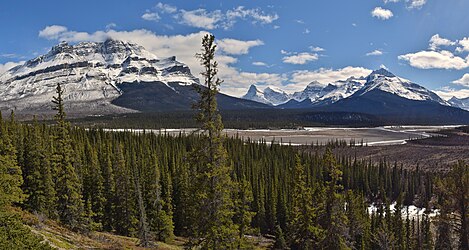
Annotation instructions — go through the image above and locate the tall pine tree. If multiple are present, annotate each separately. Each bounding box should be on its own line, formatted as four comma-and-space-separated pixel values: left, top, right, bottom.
187, 34, 239, 249
52, 81, 85, 230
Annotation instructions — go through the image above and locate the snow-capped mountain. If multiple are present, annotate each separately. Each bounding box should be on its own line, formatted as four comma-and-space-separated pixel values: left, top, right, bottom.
354, 68, 448, 105
242, 85, 291, 105
449, 96, 469, 111
244, 68, 449, 109
292, 81, 324, 102
0, 39, 199, 113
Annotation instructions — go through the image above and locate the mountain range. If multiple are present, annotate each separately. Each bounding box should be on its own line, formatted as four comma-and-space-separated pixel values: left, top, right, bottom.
243, 68, 450, 108
0, 39, 266, 116
0, 40, 468, 124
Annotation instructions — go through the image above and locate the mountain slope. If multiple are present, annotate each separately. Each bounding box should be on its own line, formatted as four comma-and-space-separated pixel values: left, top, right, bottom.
0, 39, 267, 115
321, 85, 469, 124
449, 96, 469, 111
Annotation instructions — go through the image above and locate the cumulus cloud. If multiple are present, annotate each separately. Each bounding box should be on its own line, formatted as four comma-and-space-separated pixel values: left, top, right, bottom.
406, 0, 427, 9
452, 73, 469, 87
142, 12, 160, 21
398, 50, 468, 70
366, 50, 384, 56
282, 52, 318, 65
290, 66, 372, 89
38, 25, 69, 39
371, 7, 394, 20
0, 61, 24, 75
217, 39, 264, 55
456, 37, 469, 53
429, 34, 455, 50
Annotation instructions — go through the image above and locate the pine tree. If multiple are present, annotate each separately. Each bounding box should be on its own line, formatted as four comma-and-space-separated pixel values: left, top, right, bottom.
320, 148, 350, 249
436, 160, 468, 250
51, 81, 85, 230
288, 155, 322, 249
0, 113, 24, 208
187, 34, 239, 248
23, 118, 57, 218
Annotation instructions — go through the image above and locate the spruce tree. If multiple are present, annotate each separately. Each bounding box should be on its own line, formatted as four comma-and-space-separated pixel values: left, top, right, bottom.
320, 148, 350, 249
187, 34, 239, 248
288, 155, 322, 249
436, 161, 468, 250
0, 112, 24, 209
51, 81, 84, 230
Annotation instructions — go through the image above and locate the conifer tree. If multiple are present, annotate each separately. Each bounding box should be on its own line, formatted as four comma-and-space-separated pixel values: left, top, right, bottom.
288, 155, 322, 249
187, 34, 239, 248
320, 148, 350, 249
23, 118, 56, 218
0, 112, 24, 209
51, 81, 84, 230
436, 160, 468, 250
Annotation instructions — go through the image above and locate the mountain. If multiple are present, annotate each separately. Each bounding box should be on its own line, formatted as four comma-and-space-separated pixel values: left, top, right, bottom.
318, 69, 469, 124
354, 68, 448, 105
449, 96, 469, 111
242, 84, 290, 105
0, 39, 267, 115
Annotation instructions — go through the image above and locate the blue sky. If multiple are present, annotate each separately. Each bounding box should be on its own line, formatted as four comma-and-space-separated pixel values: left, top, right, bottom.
1, 0, 468, 98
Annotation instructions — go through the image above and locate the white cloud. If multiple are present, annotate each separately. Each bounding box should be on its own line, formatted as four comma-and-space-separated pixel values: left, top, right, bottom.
366, 50, 384, 56
456, 37, 469, 53
303, 28, 310, 34
398, 50, 468, 70
38, 25, 69, 39
155, 2, 177, 13
434, 87, 469, 100
217, 39, 264, 55
384, 0, 400, 3
142, 12, 160, 21
0, 61, 24, 75
179, 9, 223, 30
309, 46, 325, 52
280, 49, 290, 55
406, 0, 427, 9
252, 61, 267, 66
156, 6, 278, 30
371, 7, 394, 20
282, 52, 318, 65
452, 73, 469, 87
226, 6, 279, 24
290, 66, 372, 88
429, 34, 455, 50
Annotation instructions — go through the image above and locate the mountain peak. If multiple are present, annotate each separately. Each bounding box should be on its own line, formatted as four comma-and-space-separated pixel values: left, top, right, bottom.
369, 68, 395, 78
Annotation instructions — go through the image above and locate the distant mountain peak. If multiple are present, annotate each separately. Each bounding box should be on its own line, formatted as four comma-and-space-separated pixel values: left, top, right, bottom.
368, 68, 396, 79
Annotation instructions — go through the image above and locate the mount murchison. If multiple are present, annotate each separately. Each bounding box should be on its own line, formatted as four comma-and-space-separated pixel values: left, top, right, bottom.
0, 39, 267, 117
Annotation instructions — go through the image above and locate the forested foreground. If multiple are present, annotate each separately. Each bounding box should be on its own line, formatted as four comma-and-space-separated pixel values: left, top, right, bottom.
0, 34, 467, 250
0, 113, 468, 249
